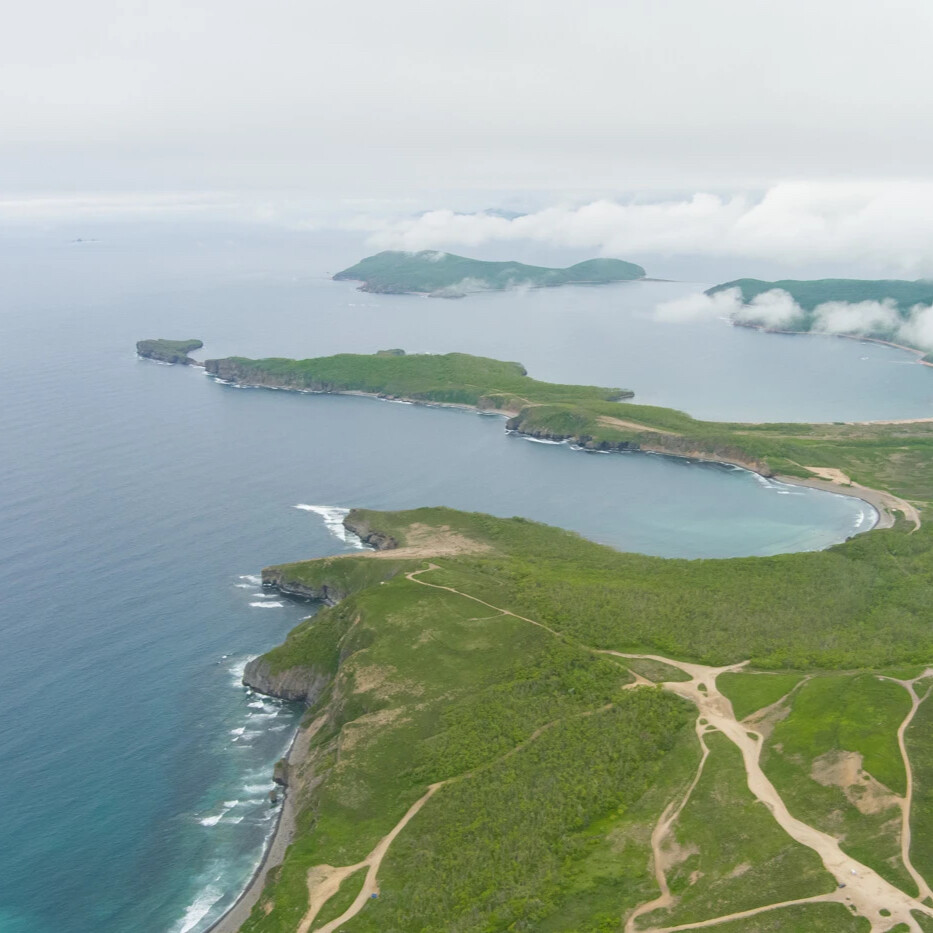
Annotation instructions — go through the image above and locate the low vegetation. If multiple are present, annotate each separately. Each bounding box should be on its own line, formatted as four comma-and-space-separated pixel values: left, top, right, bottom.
136, 338, 203, 364
236, 503, 933, 931
194, 347, 933, 504
332, 250, 645, 296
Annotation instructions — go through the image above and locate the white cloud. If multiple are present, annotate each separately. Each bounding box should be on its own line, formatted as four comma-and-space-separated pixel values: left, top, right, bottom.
655, 287, 933, 351
362, 182, 933, 275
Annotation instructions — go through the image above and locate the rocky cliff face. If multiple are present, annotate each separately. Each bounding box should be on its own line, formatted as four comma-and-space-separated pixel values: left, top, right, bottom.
204, 358, 317, 389
343, 511, 398, 550
261, 569, 348, 606
242, 657, 331, 703
504, 417, 773, 477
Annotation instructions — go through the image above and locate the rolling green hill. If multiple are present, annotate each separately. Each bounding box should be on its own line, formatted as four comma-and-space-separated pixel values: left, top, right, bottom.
333, 250, 646, 296
707, 278, 933, 313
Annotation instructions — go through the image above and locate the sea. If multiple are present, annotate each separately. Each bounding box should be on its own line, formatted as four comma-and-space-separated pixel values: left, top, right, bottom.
1, 223, 931, 932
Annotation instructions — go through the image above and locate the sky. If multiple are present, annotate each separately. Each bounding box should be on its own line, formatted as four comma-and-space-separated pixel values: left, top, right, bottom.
4, 0, 933, 271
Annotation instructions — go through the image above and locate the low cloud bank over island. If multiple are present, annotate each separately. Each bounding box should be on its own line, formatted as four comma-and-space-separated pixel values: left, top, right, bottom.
656, 284, 933, 354
361, 181, 933, 275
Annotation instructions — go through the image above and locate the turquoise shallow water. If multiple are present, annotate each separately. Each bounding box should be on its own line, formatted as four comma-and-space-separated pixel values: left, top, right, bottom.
0, 226, 929, 932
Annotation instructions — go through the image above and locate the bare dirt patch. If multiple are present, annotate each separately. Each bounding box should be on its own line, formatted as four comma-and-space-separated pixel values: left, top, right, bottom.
597, 415, 682, 436
369, 523, 492, 559
810, 750, 900, 816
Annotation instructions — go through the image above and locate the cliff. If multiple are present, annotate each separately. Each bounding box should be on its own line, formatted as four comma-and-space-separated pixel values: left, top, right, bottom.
242, 656, 331, 703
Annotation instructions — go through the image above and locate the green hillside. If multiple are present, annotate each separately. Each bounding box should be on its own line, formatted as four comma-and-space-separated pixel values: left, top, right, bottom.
333, 250, 645, 295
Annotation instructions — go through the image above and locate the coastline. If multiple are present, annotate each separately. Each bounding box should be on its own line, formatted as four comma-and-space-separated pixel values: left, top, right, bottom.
773, 472, 919, 532
205, 717, 320, 933
209, 374, 916, 533
736, 323, 933, 369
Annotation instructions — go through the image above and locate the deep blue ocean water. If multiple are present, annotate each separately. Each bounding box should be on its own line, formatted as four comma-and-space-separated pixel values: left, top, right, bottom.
1, 225, 931, 932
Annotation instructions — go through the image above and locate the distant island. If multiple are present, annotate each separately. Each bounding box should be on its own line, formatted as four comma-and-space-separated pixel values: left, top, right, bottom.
136, 338, 203, 365
333, 250, 646, 296
707, 278, 933, 361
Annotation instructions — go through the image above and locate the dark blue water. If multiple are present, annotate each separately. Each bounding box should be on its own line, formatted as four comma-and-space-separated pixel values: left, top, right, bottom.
0, 225, 929, 932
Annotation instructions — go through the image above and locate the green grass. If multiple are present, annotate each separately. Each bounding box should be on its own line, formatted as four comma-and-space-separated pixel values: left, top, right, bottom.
761, 674, 912, 892
641, 732, 835, 928
204, 351, 632, 409
333, 250, 645, 295
624, 657, 693, 683
905, 692, 933, 888
718, 672, 806, 720
765, 674, 909, 793
343, 694, 691, 933
197, 347, 933, 507
239, 508, 933, 930
692, 902, 870, 932
310, 867, 367, 930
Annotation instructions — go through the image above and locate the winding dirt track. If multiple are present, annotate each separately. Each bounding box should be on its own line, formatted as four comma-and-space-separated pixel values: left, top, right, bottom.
882, 670, 933, 904
608, 653, 933, 933
293, 569, 933, 933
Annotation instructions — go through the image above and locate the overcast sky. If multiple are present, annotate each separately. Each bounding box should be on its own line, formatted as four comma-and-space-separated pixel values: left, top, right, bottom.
5, 0, 933, 272
4, 0, 933, 195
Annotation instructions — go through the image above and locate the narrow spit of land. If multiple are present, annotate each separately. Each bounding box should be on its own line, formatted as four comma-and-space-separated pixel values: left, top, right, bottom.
288, 567, 933, 933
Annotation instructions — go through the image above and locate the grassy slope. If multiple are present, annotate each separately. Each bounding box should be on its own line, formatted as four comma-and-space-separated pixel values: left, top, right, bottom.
332, 250, 645, 293
201, 349, 933, 504
641, 732, 835, 928
707, 278, 933, 313
905, 692, 933, 887
718, 672, 806, 720
761, 674, 912, 892
240, 506, 933, 931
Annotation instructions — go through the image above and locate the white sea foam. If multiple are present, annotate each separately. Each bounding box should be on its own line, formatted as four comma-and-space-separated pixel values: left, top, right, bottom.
521, 436, 565, 445
227, 657, 251, 683
199, 801, 238, 827
293, 504, 368, 549
243, 783, 271, 794
233, 583, 253, 589
251, 592, 276, 598
248, 701, 267, 709
250, 601, 284, 608
230, 727, 246, 736
172, 883, 224, 933
238, 574, 262, 585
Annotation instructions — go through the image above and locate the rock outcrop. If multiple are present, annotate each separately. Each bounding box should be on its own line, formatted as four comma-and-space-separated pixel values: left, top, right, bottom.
343, 511, 398, 550
260, 569, 348, 606
243, 657, 331, 703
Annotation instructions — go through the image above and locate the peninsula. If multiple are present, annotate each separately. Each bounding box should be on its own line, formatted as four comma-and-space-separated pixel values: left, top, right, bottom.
146, 340, 933, 932
199, 346, 933, 514
136, 338, 203, 365
229, 503, 933, 933
333, 250, 646, 296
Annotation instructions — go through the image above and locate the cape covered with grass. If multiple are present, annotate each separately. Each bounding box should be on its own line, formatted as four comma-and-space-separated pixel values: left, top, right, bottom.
333, 250, 646, 296
148, 340, 933, 930
236, 506, 933, 933
202, 347, 933, 502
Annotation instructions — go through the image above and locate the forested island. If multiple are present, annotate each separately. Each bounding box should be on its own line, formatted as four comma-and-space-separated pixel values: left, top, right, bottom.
136, 338, 203, 364
145, 339, 933, 932
333, 250, 646, 296
707, 278, 933, 361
